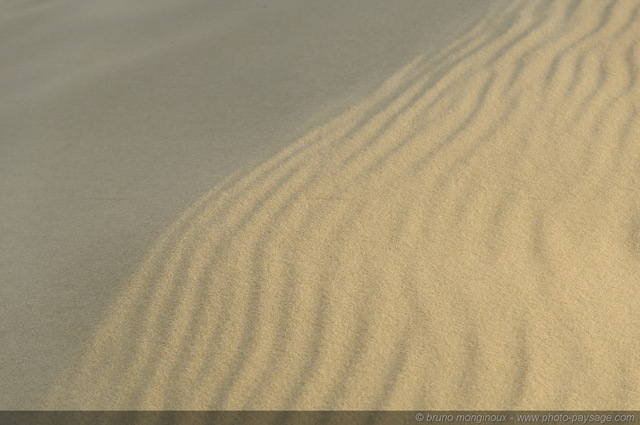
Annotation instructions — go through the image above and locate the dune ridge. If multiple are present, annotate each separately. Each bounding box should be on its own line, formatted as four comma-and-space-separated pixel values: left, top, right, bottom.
46, 0, 640, 409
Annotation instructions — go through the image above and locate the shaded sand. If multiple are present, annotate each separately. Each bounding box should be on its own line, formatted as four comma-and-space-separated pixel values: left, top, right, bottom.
0, 0, 490, 408
6, 0, 640, 410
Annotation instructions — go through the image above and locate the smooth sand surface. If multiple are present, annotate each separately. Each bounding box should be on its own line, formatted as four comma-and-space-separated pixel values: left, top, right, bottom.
2, 0, 640, 410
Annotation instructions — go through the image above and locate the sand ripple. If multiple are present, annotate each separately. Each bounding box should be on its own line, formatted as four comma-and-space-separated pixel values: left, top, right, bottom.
47, 0, 640, 409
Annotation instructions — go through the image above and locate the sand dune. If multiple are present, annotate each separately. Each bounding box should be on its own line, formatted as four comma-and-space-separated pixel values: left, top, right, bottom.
0, 0, 489, 409
8, 0, 640, 410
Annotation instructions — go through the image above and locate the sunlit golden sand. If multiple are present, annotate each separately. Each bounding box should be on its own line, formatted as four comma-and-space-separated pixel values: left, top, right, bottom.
4, 0, 640, 411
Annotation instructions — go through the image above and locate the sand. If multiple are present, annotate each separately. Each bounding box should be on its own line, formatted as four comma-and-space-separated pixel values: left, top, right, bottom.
2, 0, 639, 411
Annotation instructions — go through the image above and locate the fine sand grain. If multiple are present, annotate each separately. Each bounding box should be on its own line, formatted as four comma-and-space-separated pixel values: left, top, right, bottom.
0, 0, 490, 409
3, 0, 640, 411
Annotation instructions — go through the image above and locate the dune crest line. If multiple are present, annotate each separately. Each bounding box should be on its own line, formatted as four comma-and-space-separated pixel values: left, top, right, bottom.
47, 0, 640, 410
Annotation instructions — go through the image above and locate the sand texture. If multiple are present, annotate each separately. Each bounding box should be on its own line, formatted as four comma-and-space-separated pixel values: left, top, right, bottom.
3, 0, 640, 410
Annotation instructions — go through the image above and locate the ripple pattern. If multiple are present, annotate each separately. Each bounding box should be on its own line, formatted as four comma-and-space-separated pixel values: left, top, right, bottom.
47, 0, 640, 410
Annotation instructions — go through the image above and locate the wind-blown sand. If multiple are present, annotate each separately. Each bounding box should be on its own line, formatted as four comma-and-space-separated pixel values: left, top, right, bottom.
2, 0, 640, 410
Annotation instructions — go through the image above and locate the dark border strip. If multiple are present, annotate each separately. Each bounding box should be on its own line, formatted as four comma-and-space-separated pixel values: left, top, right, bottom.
0, 411, 638, 425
